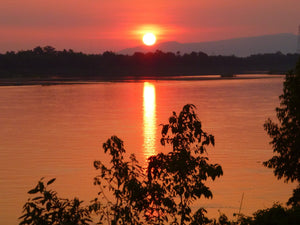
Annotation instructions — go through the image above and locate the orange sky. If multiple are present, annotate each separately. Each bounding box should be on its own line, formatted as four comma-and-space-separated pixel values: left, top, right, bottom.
1, 0, 300, 53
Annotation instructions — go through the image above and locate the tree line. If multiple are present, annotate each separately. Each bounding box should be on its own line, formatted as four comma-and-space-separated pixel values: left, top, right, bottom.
0, 46, 299, 80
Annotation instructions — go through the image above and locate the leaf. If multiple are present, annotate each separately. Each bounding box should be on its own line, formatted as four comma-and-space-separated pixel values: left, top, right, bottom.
162, 124, 169, 136
46, 202, 51, 211
38, 181, 44, 192
28, 188, 39, 194
209, 135, 215, 146
47, 178, 56, 186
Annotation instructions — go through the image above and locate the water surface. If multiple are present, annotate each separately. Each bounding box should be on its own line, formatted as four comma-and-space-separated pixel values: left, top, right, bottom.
0, 76, 296, 224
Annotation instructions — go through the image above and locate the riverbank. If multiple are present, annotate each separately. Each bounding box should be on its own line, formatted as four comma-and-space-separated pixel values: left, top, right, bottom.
0, 74, 284, 86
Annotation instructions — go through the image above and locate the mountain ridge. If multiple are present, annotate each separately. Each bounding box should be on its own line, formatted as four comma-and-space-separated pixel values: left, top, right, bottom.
119, 33, 298, 57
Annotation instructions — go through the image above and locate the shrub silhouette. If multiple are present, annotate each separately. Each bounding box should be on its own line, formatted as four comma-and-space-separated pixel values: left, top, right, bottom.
20, 104, 223, 225
264, 58, 300, 206
19, 178, 92, 225
93, 136, 147, 225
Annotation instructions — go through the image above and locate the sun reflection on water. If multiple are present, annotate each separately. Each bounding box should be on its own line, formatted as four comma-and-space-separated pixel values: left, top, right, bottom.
143, 82, 157, 160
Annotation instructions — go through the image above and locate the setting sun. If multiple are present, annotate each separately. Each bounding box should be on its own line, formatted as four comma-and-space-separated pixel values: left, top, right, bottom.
142, 33, 156, 46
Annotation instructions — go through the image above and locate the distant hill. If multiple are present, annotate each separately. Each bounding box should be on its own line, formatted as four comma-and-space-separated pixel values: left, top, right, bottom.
119, 33, 298, 57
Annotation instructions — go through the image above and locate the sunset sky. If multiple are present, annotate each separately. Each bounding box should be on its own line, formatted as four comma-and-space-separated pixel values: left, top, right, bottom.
1, 0, 300, 53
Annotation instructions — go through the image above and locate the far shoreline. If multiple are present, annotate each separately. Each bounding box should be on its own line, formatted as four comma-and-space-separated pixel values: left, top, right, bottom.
0, 74, 284, 87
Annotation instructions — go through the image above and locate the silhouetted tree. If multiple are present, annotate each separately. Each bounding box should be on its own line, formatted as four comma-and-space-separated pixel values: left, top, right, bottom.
147, 104, 223, 224
93, 136, 147, 225
19, 178, 92, 225
264, 58, 300, 206
43, 46, 56, 55
251, 203, 300, 225
33, 46, 43, 55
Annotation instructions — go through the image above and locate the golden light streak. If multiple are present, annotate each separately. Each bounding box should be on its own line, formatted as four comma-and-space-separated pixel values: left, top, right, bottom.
143, 82, 157, 160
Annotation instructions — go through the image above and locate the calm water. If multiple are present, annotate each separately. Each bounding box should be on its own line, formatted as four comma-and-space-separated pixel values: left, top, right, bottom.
0, 76, 296, 224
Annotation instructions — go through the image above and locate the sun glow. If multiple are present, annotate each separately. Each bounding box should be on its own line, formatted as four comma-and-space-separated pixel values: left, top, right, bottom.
142, 33, 156, 46
143, 82, 157, 160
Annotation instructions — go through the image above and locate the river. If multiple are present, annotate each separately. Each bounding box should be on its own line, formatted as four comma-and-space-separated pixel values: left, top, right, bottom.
0, 75, 296, 224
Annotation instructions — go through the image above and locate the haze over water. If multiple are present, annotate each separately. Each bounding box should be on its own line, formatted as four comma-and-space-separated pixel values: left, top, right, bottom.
0, 76, 296, 224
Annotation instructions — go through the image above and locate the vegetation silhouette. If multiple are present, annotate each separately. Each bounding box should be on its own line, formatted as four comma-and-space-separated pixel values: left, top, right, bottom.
147, 104, 223, 224
19, 103, 300, 225
19, 178, 93, 225
93, 136, 147, 225
1, 46, 299, 80
19, 104, 222, 225
263, 57, 300, 207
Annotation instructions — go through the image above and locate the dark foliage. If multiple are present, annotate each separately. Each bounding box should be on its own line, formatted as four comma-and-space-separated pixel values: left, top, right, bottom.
264, 57, 300, 206
0, 46, 298, 79
147, 104, 223, 224
190, 208, 213, 225
93, 136, 147, 225
210, 204, 300, 225
19, 104, 222, 225
19, 178, 92, 225
251, 204, 300, 225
